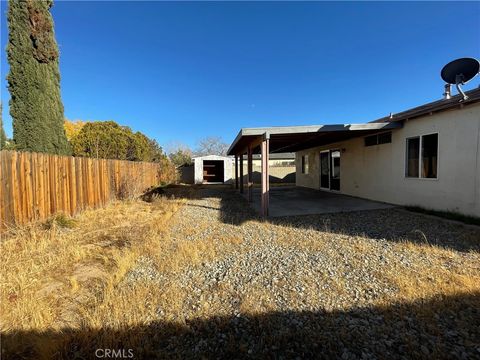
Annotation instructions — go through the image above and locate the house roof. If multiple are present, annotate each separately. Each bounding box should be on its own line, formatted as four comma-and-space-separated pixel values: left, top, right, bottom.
372, 87, 480, 123
227, 87, 480, 156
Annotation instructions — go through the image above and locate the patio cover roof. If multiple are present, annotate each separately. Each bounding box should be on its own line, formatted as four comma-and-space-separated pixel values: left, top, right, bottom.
227, 122, 402, 155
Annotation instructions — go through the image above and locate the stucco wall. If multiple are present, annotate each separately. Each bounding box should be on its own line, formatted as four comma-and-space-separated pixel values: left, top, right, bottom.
237, 164, 296, 184
295, 103, 480, 216
248, 159, 295, 167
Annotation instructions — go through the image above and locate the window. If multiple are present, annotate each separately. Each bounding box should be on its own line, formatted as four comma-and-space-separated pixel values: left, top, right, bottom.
331, 151, 340, 179
406, 137, 420, 177
378, 132, 392, 145
364, 132, 392, 147
405, 133, 438, 179
301, 155, 309, 174
422, 133, 438, 178
364, 135, 378, 147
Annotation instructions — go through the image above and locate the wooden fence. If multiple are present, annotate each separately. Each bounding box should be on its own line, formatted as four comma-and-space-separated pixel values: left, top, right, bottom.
0, 150, 175, 229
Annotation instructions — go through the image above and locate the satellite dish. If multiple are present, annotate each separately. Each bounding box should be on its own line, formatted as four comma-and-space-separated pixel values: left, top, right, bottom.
441, 57, 480, 100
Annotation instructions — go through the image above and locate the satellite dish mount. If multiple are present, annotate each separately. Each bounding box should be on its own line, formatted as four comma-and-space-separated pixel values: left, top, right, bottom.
440, 57, 480, 101
455, 74, 467, 100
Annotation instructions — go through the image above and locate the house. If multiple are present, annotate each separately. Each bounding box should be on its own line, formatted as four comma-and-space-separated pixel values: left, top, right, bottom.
227, 88, 480, 217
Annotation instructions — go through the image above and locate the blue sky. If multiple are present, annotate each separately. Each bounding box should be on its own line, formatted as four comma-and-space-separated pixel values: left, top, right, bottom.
1, 1, 479, 150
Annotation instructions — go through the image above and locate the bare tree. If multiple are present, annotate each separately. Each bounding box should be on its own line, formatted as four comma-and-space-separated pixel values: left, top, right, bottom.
165, 141, 191, 155
195, 136, 229, 157
166, 141, 193, 166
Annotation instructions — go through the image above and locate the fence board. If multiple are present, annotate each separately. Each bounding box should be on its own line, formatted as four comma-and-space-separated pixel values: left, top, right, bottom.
0, 150, 173, 230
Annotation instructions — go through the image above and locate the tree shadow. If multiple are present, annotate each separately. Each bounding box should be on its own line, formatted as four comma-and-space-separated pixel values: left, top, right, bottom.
3, 292, 479, 359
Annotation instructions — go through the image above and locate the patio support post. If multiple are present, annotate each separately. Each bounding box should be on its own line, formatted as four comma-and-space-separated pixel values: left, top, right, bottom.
239, 153, 244, 193
261, 133, 270, 217
247, 145, 253, 202
234, 155, 239, 189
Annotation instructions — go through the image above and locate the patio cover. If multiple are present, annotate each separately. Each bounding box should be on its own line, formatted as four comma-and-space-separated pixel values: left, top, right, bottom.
227, 122, 402, 156
227, 122, 402, 217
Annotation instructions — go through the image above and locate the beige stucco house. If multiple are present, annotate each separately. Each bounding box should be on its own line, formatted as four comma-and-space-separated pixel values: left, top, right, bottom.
228, 88, 480, 217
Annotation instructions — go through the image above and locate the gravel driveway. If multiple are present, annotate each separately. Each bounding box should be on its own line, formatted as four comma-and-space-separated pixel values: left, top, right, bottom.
125, 186, 480, 359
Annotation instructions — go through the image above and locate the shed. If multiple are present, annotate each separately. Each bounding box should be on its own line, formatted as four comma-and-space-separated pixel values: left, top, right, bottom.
193, 155, 233, 184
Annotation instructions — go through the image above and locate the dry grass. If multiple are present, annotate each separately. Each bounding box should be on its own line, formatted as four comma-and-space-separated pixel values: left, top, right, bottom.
0, 186, 246, 359
239, 285, 277, 315
0, 196, 182, 358
384, 241, 480, 301
1, 185, 480, 359
274, 224, 480, 310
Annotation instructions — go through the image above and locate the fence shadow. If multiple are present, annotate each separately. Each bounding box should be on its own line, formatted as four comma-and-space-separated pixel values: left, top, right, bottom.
3, 291, 479, 359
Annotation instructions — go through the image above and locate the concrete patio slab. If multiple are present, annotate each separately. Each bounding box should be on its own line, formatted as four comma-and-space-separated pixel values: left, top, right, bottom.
245, 186, 394, 217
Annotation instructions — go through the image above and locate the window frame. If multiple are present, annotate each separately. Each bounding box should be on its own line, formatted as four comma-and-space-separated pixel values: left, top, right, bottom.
404, 132, 439, 180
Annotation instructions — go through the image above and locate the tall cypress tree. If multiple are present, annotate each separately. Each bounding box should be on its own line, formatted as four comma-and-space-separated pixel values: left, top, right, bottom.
0, 102, 6, 150
7, 0, 70, 154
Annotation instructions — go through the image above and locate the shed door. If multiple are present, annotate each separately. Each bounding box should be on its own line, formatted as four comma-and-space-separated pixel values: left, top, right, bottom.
203, 160, 224, 183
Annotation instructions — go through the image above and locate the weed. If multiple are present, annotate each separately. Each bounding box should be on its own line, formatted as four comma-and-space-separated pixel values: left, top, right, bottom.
43, 213, 77, 229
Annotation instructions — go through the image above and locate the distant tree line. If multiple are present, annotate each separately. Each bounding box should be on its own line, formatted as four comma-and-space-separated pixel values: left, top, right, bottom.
65, 120, 166, 163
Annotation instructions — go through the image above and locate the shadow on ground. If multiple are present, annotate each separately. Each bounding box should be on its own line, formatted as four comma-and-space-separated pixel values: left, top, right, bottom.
160, 185, 480, 253
3, 292, 479, 359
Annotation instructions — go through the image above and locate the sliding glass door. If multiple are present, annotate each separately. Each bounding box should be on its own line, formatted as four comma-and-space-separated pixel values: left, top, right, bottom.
320, 150, 341, 191
320, 151, 330, 189
330, 150, 341, 191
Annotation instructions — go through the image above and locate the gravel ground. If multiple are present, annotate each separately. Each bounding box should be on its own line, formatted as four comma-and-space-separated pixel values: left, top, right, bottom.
124, 186, 480, 359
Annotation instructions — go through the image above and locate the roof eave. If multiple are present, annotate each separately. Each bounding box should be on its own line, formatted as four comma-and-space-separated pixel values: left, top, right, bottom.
227, 122, 401, 155
226, 129, 245, 156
